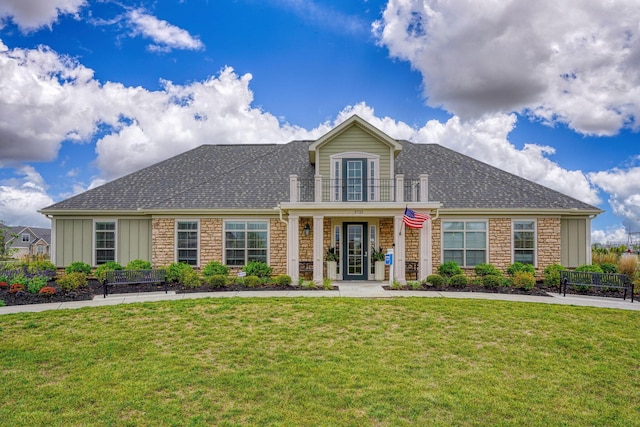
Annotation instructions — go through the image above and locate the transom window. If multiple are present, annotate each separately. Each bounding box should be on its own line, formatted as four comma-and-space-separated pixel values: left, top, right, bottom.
95, 222, 116, 265
442, 221, 487, 267
513, 220, 536, 265
176, 221, 198, 266
225, 221, 268, 266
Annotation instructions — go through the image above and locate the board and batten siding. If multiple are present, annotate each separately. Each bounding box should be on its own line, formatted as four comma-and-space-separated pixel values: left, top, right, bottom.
560, 218, 588, 268
54, 218, 92, 267
317, 125, 392, 179
118, 219, 152, 266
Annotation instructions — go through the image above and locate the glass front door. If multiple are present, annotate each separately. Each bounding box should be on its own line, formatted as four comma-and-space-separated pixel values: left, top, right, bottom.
343, 223, 368, 280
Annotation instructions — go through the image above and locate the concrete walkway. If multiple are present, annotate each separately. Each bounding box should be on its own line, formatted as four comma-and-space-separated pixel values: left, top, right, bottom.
0, 282, 637, 315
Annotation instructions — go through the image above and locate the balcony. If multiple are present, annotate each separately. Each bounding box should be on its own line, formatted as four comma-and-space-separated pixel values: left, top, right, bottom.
289, 175, 428, 203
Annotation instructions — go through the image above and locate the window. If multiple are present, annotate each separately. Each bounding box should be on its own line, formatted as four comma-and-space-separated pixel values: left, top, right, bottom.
95, 222, 116, 265
225, 221, 268, 266
442, 221, 486, 267
177, 221, 199, 266
334, 224, 341, 274
37, 245, 44, 254
22, 233, 30, 242
329, 153, 379, 202
369, 224, 376, 275
514, 220, 536, 265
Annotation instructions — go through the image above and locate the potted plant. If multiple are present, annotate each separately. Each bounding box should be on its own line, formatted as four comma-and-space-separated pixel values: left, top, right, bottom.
371, 247, 385, 281
325, 247, 338, 280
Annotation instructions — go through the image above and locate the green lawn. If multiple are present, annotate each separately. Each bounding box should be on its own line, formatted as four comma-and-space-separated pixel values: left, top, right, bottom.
1, 298, 638, 426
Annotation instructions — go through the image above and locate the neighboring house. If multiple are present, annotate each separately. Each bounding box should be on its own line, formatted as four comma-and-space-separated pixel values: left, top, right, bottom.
1, 226, 51, 259
40, 115, 601, 282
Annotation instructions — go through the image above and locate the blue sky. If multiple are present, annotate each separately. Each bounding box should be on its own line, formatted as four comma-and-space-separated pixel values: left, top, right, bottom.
1, 0, 639, 245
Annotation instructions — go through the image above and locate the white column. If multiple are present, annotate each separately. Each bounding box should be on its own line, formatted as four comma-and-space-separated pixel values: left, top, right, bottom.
419, 220, 432, 279
314, 174, 323, 203
288, 215, 299, 283
394, 214, 406, 284
313, 215, 324, 283
419, 174, 429, 202
289, 175, 298, 203
395, 174, 405, 203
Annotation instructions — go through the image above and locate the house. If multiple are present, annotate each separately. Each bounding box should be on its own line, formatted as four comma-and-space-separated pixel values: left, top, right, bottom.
1, 225, 51, 259
40, 115, 601, 282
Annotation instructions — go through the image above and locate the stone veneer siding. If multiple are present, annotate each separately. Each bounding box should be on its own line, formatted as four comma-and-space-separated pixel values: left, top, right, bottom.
200, 218, 222, 266
152, 218, 175, 267
488, 218, 512, 272
379, 217, 394, 281
536, 217, 561, 277
269, 218, 287, 276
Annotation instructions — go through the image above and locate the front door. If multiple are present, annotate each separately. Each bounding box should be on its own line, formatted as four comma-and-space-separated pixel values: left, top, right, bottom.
343, 159, 367, 202
343, 222, 368, 280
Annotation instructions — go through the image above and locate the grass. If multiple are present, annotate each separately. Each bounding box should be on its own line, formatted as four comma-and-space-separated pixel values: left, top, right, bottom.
1, 298, 639, 426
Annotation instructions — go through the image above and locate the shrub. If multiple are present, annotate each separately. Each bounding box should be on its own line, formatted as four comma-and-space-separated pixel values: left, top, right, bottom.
574, 264, 603, 273
202, 260, 230, 278
543, 263, 565, 287
166, 262, 192, 283
9, 283, 25, 294
243, 261, 272, 278
618, 255, 638, 278
179, 268, 201, 288
482, 274, 503, 289
423, 274, 445, 287
39, 286, 56, 296
27, 260, 57, 277
65, 262, 91, 275
204, 274, 227, 288
0, 300, 4, 307
512, 271, 536, 290
438, 261, 462, 277
94, 262, 123, 282
506, 262, 535, 276
244, 275, 261, 288
57, 272, 88, 292
0, 281, 8, 289
407, 281, 421, 290
598, 262, 618, 274
449, 274, 468, 288
274, 274, 292, 286
474, 263, 501, 277
126, 259, 152, 270
27, 276, 48, 294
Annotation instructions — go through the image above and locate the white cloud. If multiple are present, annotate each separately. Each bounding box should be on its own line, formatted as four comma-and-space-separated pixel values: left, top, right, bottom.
0, 0, 86, 31
589, 167, 640, 231
126, 9, 204, 52
592, 226, 629, 245
0, 166, 53, 227
374, 0, 640, 136
271, 0, 368, 36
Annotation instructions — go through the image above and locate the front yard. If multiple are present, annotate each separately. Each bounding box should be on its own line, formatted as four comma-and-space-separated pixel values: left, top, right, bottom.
1, 298, 638, 426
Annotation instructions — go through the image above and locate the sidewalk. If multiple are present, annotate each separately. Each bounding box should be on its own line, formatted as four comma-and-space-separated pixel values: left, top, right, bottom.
0, 282, 637, 315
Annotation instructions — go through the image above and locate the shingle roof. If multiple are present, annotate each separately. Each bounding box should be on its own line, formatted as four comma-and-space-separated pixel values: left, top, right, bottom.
41, 140, 599, 212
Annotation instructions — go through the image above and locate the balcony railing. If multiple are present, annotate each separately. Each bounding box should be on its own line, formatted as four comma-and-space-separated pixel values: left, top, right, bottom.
292, 177, 425, 203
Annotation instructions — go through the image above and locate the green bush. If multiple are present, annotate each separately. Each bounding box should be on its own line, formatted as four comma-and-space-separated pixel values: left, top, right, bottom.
27, 260, 56, 275
243, 261, 272, 278
449, 274, 468, 288
179, 267, 201, 288
274, 274, 292, 286
543, 263, 565, 287
244, 275, 261, 288
94, 262, 123, 282
438, 261, 462, 277
481, 274, 503, 289
423, 274, 445, 287
126, 259, 152, 270
166, 262, 192, 282
202, 260, 230, 277
0, 299, 5, 307
506, 262, 535, 276
598, 262, 619, 274
512, 271, 536, 290
26, 276, 48, 294
204, 274, 227, 288
57, 272, 88, 292
575, 264, 603, 273
474, 263, 501, 277
65, 261, 91, 275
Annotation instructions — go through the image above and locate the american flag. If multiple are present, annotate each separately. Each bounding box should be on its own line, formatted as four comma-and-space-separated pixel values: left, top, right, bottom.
403, 207, 430, 229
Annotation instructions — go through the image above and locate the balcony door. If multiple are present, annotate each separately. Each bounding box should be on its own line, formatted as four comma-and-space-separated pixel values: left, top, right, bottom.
343, 159, 367, 202
343, 222, 368, 280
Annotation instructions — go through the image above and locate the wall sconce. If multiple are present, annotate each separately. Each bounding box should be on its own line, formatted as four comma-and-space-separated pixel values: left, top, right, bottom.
303, 223, 311, 237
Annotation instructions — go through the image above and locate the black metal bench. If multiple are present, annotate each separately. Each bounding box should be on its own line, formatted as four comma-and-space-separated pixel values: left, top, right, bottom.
560, 270, 634, 302
103, 269, 167, 298
405, 261, 418, 280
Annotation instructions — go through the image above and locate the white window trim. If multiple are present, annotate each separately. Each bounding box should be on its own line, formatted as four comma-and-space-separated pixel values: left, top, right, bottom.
175, 219, 200, 267
329, 152, 380, 202
512, 219, 537, 267
441, 219, 488, 268
22, 233, 30, 242
222, 219, 270, 266
93, 219, 117, 266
